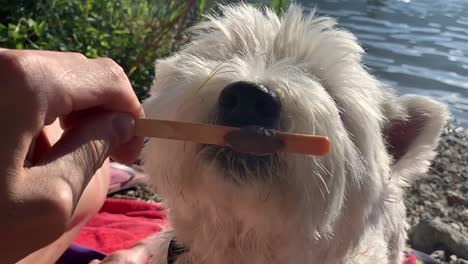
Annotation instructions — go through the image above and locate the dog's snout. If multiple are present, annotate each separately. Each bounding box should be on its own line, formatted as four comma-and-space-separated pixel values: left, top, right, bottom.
218, 81, 281, 128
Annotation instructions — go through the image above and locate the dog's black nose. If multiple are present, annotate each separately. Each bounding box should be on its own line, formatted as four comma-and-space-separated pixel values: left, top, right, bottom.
218, 81, 281, 128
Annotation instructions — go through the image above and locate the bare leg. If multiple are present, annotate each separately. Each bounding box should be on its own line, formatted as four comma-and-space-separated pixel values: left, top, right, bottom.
17, 120, 110, 264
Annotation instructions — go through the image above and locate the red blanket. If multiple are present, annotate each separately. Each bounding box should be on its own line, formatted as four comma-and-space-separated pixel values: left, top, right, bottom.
73, 198, 168, 254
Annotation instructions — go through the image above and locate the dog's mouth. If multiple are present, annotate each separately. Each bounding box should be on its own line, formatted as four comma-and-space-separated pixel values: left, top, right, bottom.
224, 126, 284, 155
200, 126, 283, 181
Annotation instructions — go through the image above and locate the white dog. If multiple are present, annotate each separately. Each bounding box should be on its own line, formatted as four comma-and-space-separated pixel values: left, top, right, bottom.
141, 3, 449, 264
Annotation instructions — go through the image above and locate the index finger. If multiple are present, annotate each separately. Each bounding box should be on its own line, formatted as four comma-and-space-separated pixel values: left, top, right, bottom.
32, 51, 146, 163
2, 49, 145, 124
44, 55, 145, 123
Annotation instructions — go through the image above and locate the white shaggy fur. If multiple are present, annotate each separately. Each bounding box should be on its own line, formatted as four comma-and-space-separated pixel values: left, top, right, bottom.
142, 4, 449, 264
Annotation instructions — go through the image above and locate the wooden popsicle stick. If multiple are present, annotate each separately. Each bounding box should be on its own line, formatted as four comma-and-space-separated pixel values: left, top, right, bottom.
135, 118, 331, 156
135, 118, 233, 146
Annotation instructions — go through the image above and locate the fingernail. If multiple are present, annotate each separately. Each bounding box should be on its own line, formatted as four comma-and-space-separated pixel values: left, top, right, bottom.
112, 113, 135, 144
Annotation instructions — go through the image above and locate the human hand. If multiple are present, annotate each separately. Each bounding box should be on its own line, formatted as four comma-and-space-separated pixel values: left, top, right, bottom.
0, 48, 144, 262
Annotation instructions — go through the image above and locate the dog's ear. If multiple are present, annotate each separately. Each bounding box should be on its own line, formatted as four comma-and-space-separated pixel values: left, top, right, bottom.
384, 95, 449, 180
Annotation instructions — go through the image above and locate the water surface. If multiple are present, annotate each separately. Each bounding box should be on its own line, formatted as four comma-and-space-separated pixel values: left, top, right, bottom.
300, 0, 468, 127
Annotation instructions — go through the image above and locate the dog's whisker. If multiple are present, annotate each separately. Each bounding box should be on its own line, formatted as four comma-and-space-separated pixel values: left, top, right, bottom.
208, 70, 238, 78
311, 171, 326, 202
312, 158, 330, 195
194, 62, 226, 93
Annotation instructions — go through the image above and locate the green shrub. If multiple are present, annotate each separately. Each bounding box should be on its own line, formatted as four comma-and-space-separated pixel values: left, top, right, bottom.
0, 0, 287, 100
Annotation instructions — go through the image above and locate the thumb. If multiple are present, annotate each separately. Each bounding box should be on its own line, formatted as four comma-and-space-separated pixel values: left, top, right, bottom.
36, 112, 135, 209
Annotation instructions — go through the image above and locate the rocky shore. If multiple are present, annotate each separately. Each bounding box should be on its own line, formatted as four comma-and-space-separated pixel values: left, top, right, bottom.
109, 125, 468, 263
405, 125, 467, 264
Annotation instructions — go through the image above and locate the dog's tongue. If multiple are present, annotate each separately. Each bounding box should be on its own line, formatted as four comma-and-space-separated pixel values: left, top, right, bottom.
224, 126, 284, 155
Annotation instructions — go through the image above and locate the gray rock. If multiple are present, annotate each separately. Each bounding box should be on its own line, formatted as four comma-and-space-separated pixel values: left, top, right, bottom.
447, 191, 465, 207
431, 250, 445, 260
461, 210, 468, 223
409, 218, 468, 260
449, 255, 457, 264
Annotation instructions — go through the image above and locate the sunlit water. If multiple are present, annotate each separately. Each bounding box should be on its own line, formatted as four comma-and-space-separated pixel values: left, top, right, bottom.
296, 0, 468, 127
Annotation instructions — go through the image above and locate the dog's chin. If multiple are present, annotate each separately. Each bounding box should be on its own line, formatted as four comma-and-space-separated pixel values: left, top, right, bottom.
200, 144, 282, 183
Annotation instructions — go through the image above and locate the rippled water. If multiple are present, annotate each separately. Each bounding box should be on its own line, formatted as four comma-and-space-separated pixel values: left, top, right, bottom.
299, 0, 468, 127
